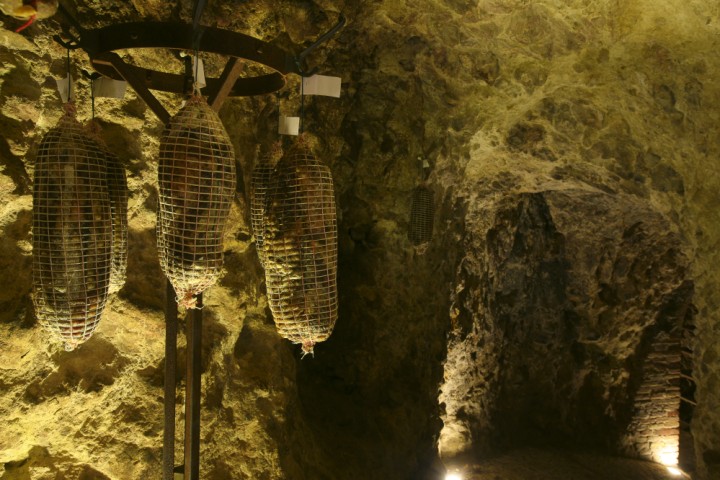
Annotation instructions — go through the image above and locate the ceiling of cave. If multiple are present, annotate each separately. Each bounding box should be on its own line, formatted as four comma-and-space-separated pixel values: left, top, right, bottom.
0, 0, 719, 479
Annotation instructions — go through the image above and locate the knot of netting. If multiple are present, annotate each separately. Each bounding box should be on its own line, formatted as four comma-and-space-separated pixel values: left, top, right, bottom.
301, 341, 316, 358
177, 290, 202, 310
62, 102, 77, 118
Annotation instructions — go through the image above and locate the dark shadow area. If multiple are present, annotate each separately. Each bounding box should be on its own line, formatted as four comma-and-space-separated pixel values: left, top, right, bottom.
121, 227, 165, 310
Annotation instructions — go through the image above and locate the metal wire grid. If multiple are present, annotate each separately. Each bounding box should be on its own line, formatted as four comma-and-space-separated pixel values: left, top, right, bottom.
32, 109, 113, 351
157, 96, 236, 309
409, 184, 434, 250
105, 148, 128, 294
262, 142, 338, 354
87, 121, 128, 295
250, 152, 275, 268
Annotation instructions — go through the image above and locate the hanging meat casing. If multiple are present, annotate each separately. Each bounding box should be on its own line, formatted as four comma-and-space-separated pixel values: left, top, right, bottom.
32, 107, 113, 351
86, 120, 129, 295
157, 96, 236, 309
262, 140, 338, 355
104, 147, 128, 294
250, 142, 282, 268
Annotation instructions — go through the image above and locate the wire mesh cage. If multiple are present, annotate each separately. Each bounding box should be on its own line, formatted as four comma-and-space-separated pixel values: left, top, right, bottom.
409, 184, 434, 252
86, 121, 128, 295
157, 96, 236, 309
250, 146, 279, 268
32, 106, 113, 351
262, 139, 338, 355
105, 148, 128, 294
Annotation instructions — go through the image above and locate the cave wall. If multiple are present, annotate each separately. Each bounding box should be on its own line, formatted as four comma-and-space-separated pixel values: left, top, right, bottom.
439, 185, 692, 463
348, 0, 717, 475
0, 0, 719, 479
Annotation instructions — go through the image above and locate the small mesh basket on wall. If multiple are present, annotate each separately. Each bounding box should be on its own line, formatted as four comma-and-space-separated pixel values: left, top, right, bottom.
262, 140, 338, 354
157, 96, 236, 309
32, 107, 113, 351
409, 183, 434, 253
250, 146, 280, 268
86, 121, 128, 294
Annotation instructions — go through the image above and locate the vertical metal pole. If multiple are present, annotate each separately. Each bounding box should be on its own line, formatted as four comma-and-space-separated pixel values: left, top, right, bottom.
183, 54, 194, 96
184, 293, 203, 480
163, 280, 178, 480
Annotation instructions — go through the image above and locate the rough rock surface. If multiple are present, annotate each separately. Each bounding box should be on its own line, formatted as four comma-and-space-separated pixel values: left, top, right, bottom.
440, 185, 692, 459
0, 0, 719, 479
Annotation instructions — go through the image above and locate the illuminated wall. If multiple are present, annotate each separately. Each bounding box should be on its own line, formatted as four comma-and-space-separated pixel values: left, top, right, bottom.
621, 329, 683, 466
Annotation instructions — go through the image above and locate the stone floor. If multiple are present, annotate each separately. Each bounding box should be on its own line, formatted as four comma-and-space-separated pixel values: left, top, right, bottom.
443, 448, 689, 480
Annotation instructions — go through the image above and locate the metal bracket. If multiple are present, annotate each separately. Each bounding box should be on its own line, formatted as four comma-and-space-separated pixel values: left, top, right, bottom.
81, 69, 101, 81
295, 14, 346, 77
93, 52, 171, 124
86, 22, 292, 95
208, 58, 244, 112
52, 4, 345, 120
52, 33, 82, 50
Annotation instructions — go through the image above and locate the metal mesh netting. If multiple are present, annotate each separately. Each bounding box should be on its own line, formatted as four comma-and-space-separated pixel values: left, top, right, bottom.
105, 148, 128, 294
32, 107, 113, 351
87, 121, 128, 294
250, 149, 276, 268
262, 140, 338, 354
157, 96, 236, 309
409, 184, 434, 252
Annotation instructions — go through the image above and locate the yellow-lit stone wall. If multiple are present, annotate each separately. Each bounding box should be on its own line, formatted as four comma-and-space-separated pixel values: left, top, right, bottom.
0, 1, 719, 479
621, 331, 682, 466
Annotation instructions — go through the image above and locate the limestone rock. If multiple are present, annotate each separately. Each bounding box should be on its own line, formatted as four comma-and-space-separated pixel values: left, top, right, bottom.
0, 0, 719, 479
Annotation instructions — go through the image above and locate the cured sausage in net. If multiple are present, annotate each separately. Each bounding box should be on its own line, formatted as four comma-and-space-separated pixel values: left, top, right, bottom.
86, 120, 128, 294
250, 144, 282, 267
262, 139, 338, 355
32, 106, 113, 351
157, 96, 236, 309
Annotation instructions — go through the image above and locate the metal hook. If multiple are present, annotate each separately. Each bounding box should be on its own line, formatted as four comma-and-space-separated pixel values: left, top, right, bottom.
191, 27, 206, 53
191, 0, 207, 52
53, 34, 81, 50
192, 0, 208, 31
295, 13, 346, 76
82, 69, 100, 119
56, 2, 86, 36
81, 69, 102, 81
295, 62, 320, 78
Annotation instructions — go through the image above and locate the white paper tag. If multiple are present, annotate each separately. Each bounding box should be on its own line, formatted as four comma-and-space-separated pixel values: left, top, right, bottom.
279, 116, 300, 136
301, 75, 341, 98
193, 56, 206, 89
55, 75, 74, 103
93, 77, 127, 99
423, 159, 430, 169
